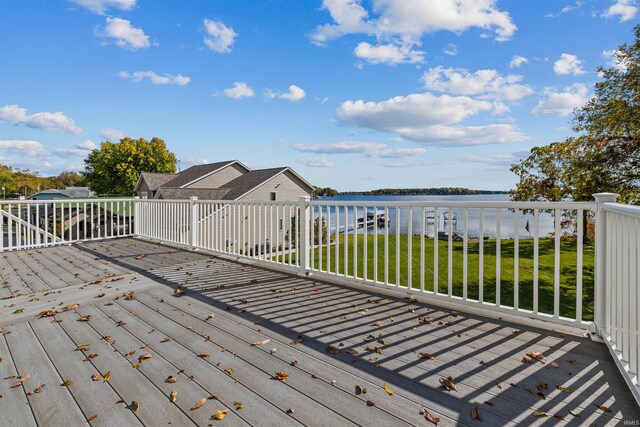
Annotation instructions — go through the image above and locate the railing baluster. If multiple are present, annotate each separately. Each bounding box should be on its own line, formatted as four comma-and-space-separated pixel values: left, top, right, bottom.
319, 205, 324, 271
463, 208, 468, 301
533, 209, 539, 314
576, 209, 583, 322
420, 207, 425, 292
554, 208, 561, 317
395, 207, 400, 287
479, 207, 484, 303
384, 206, 388, 285
353, 206, 358, 279
407, 207, 412, 290
344, 206, 348, 277
363, 206, 367, 280
496, 208, 501, 307
434, 207, 439, 295
514, 209, 519, 310
447, 207, 452, 297
335, 205, 339, 275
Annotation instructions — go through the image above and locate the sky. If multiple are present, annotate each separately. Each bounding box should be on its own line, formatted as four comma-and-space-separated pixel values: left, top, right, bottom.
0, 0, 637, 191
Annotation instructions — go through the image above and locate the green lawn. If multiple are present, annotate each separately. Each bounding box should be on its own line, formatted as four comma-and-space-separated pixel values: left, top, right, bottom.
279, 234, 594, 320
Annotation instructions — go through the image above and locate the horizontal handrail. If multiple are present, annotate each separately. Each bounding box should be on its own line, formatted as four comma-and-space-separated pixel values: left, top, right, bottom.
602, 202, 640, 218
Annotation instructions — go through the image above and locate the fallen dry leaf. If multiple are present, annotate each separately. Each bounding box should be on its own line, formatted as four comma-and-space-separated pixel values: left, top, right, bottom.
91, 373, 101, 381
471, 405, 480, 420
291, 335, 304, 345
165, 376, 177, 383
18, 374, 31, 382
345, 349, 359, 356
383, 383, 394, 395
526, 352, 546, 364
61, 380, 72, 387
275, 371, 289, 381
77, 315, 91, 322
422, 408, 440, 425
103, 371, 111, 383
130, 401, 140, 412
197, 354, 210, 358
225, 368, 233, 376
355, 385, 366, 395
594, 404, 611, 412
191, 398, 206, 410
234, 402, 244, 409
440, 376, 457, 392
366, 400, 375, 407
556, 386, 570, 393
169, 390, 177, 403
212, 409, 230, 420
138, 353, 152, 363
532, 411, 550, 417
251, 339, 271, 346
418, 352, 435, 360
160, 337, 172, 343
326, 346, 340, 355
87, 414, 98, 422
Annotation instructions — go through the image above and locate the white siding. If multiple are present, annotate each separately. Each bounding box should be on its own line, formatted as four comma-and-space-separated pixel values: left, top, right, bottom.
238, 170, 311, 202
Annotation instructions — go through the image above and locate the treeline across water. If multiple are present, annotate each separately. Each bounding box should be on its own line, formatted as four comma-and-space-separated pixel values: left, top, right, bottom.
339, 188, 508, 196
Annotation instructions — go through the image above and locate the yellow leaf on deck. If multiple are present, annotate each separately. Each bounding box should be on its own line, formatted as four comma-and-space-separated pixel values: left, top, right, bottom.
169, 390, 177, 403
225, 368, 233, 376
191, 398, 206, 410
197, 353, 210, 358
213, 409, 230, 420
103, 371, 111, 382
18, 374, 31, 382
275, 371, 289, 381
251, 339, 271, 346
160, 337, 172, 343
383, 384, 394, 395
91, 373, 101, 381
138, 353, 152, 363
532, 411, 550, 417
62, 380, 72, 387
234, 402, 244, 409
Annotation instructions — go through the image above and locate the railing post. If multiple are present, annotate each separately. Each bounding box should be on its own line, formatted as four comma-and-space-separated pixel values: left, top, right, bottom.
189, 196, 198, 250
593, 192, 619, 334
298, 196, 311, 276
133, 196, 140, 236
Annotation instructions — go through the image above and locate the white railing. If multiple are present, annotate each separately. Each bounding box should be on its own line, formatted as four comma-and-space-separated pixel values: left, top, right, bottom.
0, 198, 135, 251
594, 194, 640, 403
1, 193, 637, 402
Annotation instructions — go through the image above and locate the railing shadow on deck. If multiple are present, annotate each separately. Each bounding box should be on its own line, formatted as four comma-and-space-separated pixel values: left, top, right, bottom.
72, 241, 639, 425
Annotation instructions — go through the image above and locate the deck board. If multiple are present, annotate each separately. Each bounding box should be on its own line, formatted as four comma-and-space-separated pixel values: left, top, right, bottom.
0, 237, 636, 427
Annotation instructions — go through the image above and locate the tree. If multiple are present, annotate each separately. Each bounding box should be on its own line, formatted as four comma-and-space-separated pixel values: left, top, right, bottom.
511, 25, 640, 205
83, 137, 177, 196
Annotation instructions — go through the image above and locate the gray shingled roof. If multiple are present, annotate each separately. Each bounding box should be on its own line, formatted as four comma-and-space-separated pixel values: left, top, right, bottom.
161, 161, 237, 188
155, 188, 231, 200
221, 167, 288, 200
140, 172, 177, 191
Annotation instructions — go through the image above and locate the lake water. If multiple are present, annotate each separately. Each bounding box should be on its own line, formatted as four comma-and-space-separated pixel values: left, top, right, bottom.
315, 194, 557, 239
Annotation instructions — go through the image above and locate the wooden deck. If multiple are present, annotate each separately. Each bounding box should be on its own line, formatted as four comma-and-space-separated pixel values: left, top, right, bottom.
0, 238, 637, 426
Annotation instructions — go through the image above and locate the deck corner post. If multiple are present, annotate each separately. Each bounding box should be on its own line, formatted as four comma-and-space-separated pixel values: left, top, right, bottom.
133, 196, 140, 237
189, 196, 199, 251
298, 196, 311, 276
593, 192, 618, 334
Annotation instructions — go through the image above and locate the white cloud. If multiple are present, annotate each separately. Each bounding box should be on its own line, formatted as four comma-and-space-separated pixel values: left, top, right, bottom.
365, 147, 425, 158
97, 17, 150, 50
298, 157, 335, 167
311, 0, 517, 49
293, 141, 386, 154
0, 104, 82, 134
337, 92, 527, 146
54, 140, 97, 157
602, 49, 629, 71
354, 42, 424, 64
101, 128, 125, 140
119, 71, 190, 85
508, 55, 528, 68
553, 53, 586, 75
443, 43, 458, 56
531, 84, 590, 116
602, 0, 638, 22
421, 67, 533, 101
292, 141, 425, 158
545, 0, 584, 17
0, 139, 46, 157
266, 85, 306, 102
222, 82, 255, 99
71, 0, 136, 15
203, 19, 237, 53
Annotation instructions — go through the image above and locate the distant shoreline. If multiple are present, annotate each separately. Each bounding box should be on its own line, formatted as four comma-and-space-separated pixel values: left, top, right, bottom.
337, 188, 509, 196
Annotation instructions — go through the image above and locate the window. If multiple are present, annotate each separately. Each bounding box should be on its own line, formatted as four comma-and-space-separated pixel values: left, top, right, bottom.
270, 192, 276, 201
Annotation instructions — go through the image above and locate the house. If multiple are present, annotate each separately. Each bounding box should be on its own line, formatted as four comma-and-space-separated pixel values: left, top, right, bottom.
29, 187, 95, 200
134, 160, 314, 202
134, 160, 315, 255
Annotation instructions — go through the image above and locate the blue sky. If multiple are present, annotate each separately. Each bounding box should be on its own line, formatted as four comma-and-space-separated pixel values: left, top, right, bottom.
0, 0, 637, 191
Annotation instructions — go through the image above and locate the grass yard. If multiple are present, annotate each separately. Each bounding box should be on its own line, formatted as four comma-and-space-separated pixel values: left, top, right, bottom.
279, 233, 594, 321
